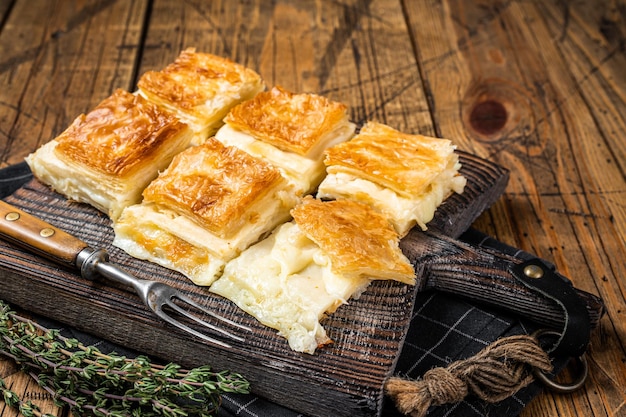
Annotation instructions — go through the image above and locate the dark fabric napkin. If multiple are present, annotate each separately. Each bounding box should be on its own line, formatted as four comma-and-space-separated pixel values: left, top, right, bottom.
1, 162, 557, 417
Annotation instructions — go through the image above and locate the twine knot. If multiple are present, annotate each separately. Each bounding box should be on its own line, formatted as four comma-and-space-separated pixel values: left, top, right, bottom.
422, 367, 468, 404
385, 334, 553, 417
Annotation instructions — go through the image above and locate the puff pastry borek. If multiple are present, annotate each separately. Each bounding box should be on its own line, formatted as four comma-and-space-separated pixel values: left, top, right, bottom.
137, 48, 265, 145
215, 86, 355, 194
210, 197, 415, 354
317, 121, 466, 235
113, 138, 299, 286
25, 89, 193, 220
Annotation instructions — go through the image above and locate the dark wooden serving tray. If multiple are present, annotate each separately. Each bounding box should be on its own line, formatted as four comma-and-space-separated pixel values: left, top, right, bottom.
0, 151, 508, 417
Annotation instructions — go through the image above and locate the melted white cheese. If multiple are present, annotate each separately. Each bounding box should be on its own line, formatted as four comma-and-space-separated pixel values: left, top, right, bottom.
112, 187, 299, 286
215, 123, 354, 195
26, 141, 149, 220
317, 159, 467, 235
210, 222, 371, 354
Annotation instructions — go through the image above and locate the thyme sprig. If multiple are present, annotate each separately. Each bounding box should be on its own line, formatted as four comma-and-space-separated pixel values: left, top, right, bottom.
0, 301, 250, 417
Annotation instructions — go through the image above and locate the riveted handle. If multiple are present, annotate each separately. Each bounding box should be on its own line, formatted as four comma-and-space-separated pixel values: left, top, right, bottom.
0, 200, 89, 266
401, 228, 604, 333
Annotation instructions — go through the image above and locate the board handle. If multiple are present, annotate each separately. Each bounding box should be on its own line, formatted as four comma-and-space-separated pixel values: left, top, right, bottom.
401, 228, 604, 354
0, 200, 88, 266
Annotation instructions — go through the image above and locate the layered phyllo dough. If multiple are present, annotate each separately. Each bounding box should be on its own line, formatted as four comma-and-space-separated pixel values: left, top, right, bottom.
25, 89, 193, 220
210, 197, 415, 354
215, 86, 355, 194
113, 138, 299, 286
137, 48, 264, 145
317, 121, 466, 236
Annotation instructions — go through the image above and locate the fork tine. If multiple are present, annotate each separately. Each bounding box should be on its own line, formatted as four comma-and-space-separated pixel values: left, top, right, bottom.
86, 256, 249, 346
164, 297, 247, 343
174, 292, 251, 332
71, 249, 248, 347
153, 306, 234, 349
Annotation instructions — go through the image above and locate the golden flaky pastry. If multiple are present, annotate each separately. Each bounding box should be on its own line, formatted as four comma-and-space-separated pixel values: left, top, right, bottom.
137, 48, 264, 145
113, 138, 299, 286
216, 86, 355, 194
26, 89, 193, 220
291, 197, 415, 284
318, 121, 466, 235
210, 197, 415, 354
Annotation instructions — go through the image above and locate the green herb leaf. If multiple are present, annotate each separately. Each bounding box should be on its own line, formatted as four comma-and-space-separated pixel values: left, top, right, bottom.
0, 301, 249, 416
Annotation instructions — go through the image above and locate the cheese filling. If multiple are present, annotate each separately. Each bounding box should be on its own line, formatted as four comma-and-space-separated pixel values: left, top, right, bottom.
215, 122, 355, 195
26, 139, 184, 221
113, 189, 298, 286
210, 222, 371, 354
318, 158, 466, 235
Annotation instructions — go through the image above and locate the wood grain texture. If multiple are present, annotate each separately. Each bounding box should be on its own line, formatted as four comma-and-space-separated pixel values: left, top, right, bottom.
0, 151, 506, 417
0, 0, 147, 168
0, 1, 623, 417
403, 1, 626, 416
0, 201, 89, 265
401, 229, 604, 333
0, 358, 63, 416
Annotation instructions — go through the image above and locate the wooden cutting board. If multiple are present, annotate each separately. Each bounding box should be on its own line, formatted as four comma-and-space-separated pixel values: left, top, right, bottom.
0, 151, 508, 417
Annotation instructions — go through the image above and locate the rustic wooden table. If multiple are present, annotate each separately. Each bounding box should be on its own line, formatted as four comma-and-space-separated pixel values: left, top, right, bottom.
0, 1, 624, 416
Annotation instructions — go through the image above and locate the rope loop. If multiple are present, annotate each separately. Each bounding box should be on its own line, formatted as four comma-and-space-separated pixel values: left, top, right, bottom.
385, 334, 554, 417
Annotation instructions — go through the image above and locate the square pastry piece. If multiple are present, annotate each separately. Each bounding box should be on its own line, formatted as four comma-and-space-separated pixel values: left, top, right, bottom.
26, 89, 193, 220
215, 86, 355, 195
137, 48, 265, 145
113, 138, 299, 286
317, 121, 466, 236
210, 197, 415, 354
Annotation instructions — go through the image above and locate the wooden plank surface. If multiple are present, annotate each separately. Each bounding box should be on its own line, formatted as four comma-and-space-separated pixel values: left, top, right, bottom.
0, 1, 624, 417
0, 150, 509, 417
402, 2, 626, 417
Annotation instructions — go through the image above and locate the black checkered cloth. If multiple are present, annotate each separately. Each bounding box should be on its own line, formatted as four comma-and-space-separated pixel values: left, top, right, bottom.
1, 162, 561, 417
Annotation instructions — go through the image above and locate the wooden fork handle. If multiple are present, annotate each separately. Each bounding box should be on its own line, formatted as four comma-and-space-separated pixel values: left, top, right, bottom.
0, 200, 88, 266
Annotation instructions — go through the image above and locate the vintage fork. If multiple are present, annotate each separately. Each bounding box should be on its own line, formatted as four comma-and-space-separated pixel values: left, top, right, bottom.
0, 200, 249, 348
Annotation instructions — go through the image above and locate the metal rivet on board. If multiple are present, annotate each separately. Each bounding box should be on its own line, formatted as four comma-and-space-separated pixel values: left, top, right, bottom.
523, 264, 544, 279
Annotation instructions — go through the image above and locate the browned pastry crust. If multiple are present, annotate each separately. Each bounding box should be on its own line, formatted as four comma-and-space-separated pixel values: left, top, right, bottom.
55, 89, 189, 177
142, 137, 287, 239
138, 48, 262, 110
26, 89, 193, 219
324, 121, 455, 198
210, 196, 415, 353
137, 48, 264, 142
224, 86, 350, 156
291, 197, 416, 284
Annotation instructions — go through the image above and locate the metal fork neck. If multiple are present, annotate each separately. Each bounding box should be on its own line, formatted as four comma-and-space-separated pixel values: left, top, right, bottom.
76, 247, 144, 291
76, 247, 108, 281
